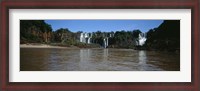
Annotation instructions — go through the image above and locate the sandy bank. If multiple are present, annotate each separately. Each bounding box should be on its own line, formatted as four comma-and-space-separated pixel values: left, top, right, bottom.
20, 44, 76, 49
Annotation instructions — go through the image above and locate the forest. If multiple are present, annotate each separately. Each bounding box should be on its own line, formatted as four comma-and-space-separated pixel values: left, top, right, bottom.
20, 20, 180, 51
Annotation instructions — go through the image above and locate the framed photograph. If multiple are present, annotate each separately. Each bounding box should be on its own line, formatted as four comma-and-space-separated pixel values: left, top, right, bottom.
1, 0, 199, 91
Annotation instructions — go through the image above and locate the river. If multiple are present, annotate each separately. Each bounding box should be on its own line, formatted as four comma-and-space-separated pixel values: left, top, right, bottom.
20, 48, 180, 71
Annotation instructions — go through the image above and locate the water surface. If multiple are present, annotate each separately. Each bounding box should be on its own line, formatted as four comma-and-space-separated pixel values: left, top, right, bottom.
20, 48, 180, 71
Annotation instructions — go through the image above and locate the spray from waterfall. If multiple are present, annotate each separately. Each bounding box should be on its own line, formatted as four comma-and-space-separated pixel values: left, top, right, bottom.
138, 33, 147, 46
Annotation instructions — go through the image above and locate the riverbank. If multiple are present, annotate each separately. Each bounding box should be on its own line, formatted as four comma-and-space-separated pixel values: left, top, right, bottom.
20, 43, 76, 49
20, 43, 104, 49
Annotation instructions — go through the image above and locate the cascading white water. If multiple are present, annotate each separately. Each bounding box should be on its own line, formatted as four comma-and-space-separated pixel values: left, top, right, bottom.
80, 33, 84, 42
84, 33, 88, 43
88, 37, 91, 44
80, 32, 93, 44
80, 32, 111, 48
81, 32, 145, 47
103, 37, 109, 48
87, 33, 92, 44
103, 38, 106, 48
106, 37, 109, 47
138, 33, 147, 46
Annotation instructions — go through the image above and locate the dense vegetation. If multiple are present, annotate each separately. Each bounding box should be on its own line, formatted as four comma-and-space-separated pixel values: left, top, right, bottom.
145, 20, 180, 51
20, 20, 180, 51
108, 30, 141, 48
20, 20, 79, 47
20, 20, 52, 43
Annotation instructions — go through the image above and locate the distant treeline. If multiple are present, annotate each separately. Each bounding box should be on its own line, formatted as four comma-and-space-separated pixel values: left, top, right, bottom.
20, 20, 180, 51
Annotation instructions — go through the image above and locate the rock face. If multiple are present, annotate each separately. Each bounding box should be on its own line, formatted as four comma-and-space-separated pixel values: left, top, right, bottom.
20, 20, 53, 43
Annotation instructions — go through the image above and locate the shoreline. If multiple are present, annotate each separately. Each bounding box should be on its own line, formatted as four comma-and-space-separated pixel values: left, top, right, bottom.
20, 44, 130, 50
20, 44, 179, 53
20, 44, 102, 49
20, 44, 73, 49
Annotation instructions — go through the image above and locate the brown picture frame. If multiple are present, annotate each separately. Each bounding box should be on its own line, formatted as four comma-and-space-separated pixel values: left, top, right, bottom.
0, 0, 199, 91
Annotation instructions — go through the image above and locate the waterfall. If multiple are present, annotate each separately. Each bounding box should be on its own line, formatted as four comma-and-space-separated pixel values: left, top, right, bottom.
106, 37, 109, 47
80, 33, 89, 43
79, 32, 111, 47
83, 33, 86, 43
88, 37, 91, 44
103, 37, 109, 48
87, 33, 92, 44
85, 33, 88, 38
138, 33, 147, 46
84, 33, 87, 43
80, 33, 84, 42
103, 38, 106, 48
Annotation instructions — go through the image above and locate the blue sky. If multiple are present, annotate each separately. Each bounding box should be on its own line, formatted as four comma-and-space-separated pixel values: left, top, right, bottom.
45, 20, 163, 33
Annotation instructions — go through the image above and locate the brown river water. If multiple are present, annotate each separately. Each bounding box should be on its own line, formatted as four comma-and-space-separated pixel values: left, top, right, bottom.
20, 48, 180, 71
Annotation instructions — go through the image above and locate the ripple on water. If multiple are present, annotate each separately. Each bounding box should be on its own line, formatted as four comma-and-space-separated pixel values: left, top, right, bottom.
20, 48, 180, 71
